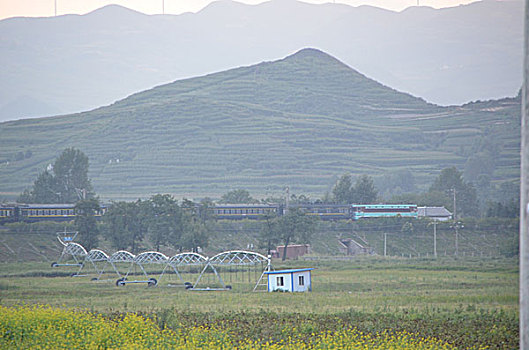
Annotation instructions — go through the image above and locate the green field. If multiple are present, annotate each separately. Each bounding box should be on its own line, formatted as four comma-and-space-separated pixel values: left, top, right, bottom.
0, 257, 519, 348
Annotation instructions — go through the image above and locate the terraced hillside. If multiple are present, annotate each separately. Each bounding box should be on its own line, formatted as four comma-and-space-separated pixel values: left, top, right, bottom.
0, 49, 520, 200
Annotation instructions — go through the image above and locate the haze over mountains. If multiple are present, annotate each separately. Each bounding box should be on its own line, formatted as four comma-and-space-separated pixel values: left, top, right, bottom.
0, 0, 522, 122
0, 49, 519, 200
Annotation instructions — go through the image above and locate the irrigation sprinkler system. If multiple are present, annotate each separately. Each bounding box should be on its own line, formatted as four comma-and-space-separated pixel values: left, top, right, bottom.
193, 250, 272, 291
75, 249, 109, 279
117, 251, 168, 287
162, 252, 207, 288
51, 233, 87, 268
108, 250, 136, 280
49, 239, 272, 291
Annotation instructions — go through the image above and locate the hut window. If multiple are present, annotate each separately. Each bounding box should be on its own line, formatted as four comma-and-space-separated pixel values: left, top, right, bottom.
277, 276, 284, 286
299, 275, 305, 286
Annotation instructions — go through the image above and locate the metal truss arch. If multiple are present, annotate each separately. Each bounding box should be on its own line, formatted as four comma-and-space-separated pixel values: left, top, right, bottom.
209, 250, 270, 266
86, 249, 109, 262
75, 249, 109, 279
134, 251, 168, 265
167, 252, 207, 267
117, 252, 168, 287
64, 242, 88, 257
51, 242, 88, 269
109, 250, 135, 263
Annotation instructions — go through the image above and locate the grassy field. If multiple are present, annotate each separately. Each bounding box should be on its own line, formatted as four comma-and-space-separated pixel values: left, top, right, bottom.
0, 257, 519, 348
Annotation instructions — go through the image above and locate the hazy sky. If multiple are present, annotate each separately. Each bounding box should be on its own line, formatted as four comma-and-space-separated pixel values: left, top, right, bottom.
0, 0, 480, 20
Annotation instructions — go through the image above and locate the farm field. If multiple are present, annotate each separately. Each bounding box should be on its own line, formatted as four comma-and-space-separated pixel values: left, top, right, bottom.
0, 257, 519, 348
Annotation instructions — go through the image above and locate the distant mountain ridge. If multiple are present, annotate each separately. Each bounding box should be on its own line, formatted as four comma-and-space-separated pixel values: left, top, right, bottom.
0, 0, 522, 121
0, 49, 519, 201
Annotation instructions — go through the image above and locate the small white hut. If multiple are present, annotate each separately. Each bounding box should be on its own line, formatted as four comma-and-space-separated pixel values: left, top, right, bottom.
264, 268, 314, 292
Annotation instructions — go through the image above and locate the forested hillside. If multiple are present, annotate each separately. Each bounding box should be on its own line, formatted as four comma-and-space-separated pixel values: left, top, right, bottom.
0, 49, 520, 201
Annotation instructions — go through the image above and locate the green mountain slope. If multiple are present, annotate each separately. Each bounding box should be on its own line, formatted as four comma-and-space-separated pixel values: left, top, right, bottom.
0, 49, 520, 200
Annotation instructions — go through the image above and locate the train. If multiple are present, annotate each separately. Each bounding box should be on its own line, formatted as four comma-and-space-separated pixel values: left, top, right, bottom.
351, 204, 418, 220
1, 202, 417, 224
0, 203, 107, 223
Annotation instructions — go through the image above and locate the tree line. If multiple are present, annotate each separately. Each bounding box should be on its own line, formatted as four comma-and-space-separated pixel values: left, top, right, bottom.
15, 148, 519, 253
221, 167, 518, 220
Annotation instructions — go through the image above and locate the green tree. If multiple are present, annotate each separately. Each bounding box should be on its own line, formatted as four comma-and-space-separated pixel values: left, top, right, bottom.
332, 173, 354, 204
197, 198, 215, 223
275, 208, 316, 261
179, 198, 210, 252
18, 148, 94, 204
32, 170, 60, 203
181, 198, 215, 223
259, 211, 281, 255
143, 194, 185, 251
377, 169, 416, 198
430, 167, 478, 218
75, 198, 100, 250
103, 200, 146, 253
180, 219, 209, 252
220, 189, 256, 204
494, 181, 520, 205
54, 148, 93, 203
353, 175, 378, 204
485, 200, 519, 218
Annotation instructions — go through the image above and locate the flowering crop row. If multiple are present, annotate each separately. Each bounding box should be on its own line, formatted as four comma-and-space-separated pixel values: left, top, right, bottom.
0, 305, 457, 349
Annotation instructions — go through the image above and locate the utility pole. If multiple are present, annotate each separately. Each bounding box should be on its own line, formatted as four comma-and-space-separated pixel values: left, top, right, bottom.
54, 0, 57, 16
520, 0, 529, 347
454, 222, 459, 257
433, 221, 437, 258
162, 0, 165, 14
285, 186, 290, 214
452, 188, 457, 221
384, 233, 387, 257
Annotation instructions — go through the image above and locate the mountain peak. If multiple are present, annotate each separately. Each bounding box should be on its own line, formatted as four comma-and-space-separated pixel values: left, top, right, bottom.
86, 4, 145, 18
290, 48, 332, 58
281, 48, 349, 68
